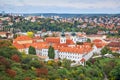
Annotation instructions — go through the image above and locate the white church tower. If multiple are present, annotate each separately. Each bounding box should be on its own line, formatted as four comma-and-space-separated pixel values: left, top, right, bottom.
71, 28, 77, 43
60, 29, 66, 44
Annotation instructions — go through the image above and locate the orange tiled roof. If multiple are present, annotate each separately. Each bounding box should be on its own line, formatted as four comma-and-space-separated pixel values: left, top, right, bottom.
110, 47, 120, 51
59, 45, 92, 54
107, 42, 120, 47
45, 37, 74, 45
93, 39, 106, 48
13, 42, 93, 54
13, 36, 93, 54
0, 32, 6, 35
66, 39, 74, 45
93, 39, 102, 43
45, 37, 60, 43
13, 43, 25, 49
14, 36, 32, 41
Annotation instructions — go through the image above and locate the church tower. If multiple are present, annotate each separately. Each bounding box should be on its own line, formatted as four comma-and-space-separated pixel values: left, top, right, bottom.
60, 29, 66, 44
71, 28, 77, 43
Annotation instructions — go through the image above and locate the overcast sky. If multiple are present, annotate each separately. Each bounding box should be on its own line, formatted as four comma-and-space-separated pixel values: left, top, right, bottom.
0, 0, 120, 13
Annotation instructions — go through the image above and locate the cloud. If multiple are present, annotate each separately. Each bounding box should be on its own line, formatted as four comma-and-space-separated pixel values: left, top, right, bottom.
0, 0, 120, 13
13, 0, 120, 9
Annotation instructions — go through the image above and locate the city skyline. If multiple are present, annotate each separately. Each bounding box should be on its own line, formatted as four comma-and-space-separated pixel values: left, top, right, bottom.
0, 0, 120, 14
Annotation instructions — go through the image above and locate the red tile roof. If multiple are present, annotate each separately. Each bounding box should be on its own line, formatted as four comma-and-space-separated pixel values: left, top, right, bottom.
93, 39, 102, 43
45, 37, 60, 43
107, 42, 120, 47
14, 36, 32, 41
45, 37, 74, 45
93, 39, 106, 48
13, 36, 93, 54
59, 45, 92, 54
0, 32, 6, 35
13, 44, 25, 49
66, 39, 74, 45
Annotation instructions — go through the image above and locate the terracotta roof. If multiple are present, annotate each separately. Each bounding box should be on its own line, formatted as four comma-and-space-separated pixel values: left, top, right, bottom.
110, 47, 120, 51
93, 39, 106, 48
0, 32, 6, 35
59, 45, 92, 54
13, 44, 25, 49
13, 36, 93, 55
107, 42, 120, 47
45, 37, 60, 43
45, 37, 74, 45
93, 39, 102, 43
66, 39, 74, 45
14, 36, 32, 41
95, 43, 104, 48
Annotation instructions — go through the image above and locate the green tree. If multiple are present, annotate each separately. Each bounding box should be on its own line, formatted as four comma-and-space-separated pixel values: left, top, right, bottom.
2, 20, 8, 25
48, 46, 55, 59
101, 47, 112, 55
110, 64, 120, 80
57, 68, 67, 78
0, 40, 12, 48
0, 46, 21, 59
87, 38, 91, 42
62, 59, 71, 69
28, 46, 36, 55
29, 60, 42, 68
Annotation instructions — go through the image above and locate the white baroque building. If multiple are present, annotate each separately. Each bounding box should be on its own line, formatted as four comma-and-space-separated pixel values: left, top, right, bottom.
13, 32, 96, 65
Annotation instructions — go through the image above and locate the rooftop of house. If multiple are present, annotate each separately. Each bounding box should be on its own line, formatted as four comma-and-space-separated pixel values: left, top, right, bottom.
93, 39, 107, 48
107, 42, 120, 47
45, 37, 74, 45
93, 39, 102, 43
0, 32, 6, 35
14, 35, 32, 41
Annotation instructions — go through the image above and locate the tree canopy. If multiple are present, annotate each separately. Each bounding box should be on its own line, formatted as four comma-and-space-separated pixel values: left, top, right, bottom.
28, 46, 36, 55
27, 32, 34, 38
48, 46, 55, 59
101, 47, 112, 55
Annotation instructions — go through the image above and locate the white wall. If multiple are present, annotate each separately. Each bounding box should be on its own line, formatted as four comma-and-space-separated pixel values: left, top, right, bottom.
55, 50, 59, 59
59, 52, 83, 63
36, 49, 42, 55
76, 37, 87, 42
42, 49, 48, 56
60, 37, 66, 44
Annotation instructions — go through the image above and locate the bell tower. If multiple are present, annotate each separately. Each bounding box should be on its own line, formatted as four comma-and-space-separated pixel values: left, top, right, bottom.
60, 29, 66, 44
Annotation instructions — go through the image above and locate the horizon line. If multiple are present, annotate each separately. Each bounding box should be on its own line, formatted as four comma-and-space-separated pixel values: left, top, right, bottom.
1, 12, 120, 14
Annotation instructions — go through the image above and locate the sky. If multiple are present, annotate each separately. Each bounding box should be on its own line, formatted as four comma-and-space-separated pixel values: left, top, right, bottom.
0, 0, 120, 14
